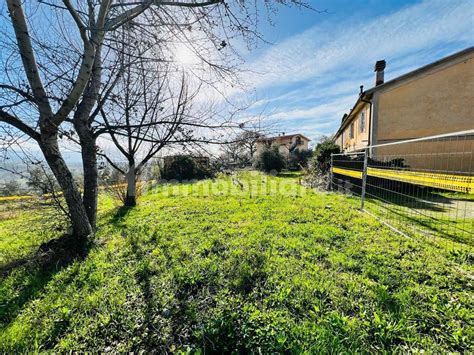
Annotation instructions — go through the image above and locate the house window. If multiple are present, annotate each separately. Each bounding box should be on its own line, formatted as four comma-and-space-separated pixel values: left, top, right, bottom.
349, 122, 355, 139
296, 136, 302, 145
359, 111, 366, 133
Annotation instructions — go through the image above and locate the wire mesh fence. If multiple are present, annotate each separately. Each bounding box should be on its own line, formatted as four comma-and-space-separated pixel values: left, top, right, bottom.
331, 130, 474, 252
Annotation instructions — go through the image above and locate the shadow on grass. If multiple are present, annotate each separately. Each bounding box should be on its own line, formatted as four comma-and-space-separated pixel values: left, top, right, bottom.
0, 233, 92, 326
109, 205, 134, 224
366, 199, 472, 245
125, 234, 156, 350
334, 174, 473, 245
334, 174, 453, 212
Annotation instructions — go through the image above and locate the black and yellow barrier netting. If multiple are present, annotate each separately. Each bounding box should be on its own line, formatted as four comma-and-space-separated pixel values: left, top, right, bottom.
331, 167, 474, 194
331, 167, 363, 179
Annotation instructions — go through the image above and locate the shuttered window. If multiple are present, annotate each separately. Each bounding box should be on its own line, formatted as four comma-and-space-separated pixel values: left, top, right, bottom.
359, 111, 366, 133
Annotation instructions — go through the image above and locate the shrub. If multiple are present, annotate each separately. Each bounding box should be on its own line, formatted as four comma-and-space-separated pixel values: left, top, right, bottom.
1, 179, 21, 196
253, 145, 287, 173
312, 137, 341, 174
161, 155, 213, 181
301, 137, 340, 190
26, 166, 59, 195
289, 149, 313, 170
24, 166, 71, 218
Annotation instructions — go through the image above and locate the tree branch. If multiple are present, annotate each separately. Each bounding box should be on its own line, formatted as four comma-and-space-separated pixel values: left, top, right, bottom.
0, 109, 40, 141
62, 0, 90, 45
105, 0, 222, 30
0, 84, 37, 104
6, 0, 53, 120
51, 1, 112, 127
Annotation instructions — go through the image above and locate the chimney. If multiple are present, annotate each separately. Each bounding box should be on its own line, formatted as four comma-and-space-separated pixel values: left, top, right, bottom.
374, 60, 386, 86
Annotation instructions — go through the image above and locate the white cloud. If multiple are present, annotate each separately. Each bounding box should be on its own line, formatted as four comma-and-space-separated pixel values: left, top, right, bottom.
243, 0, 474, 137
247, 0, 473, 90
265, 94, 356, 121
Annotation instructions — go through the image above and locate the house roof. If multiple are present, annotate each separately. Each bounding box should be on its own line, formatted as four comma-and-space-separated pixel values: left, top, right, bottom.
333, 46, 474, 140
364, 46, 474, 95
334, 94, 372, 138
256, 133, 311, 142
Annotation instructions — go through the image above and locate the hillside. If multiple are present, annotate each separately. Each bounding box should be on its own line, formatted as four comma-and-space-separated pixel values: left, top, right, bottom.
0, 172, 472, 352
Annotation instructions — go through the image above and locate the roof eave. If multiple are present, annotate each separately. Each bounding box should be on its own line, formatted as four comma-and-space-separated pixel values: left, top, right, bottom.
365, 46, 474, 95
334, 93, 372, 138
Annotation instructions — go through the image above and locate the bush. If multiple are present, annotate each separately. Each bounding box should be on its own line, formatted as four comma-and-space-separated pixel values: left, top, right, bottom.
161, 155, 213, 181
253, 145, 287, 173
26, 166, 59, 195
1, 179, 21, 196
312, 137, 341, 174
302, 137, 341, 190
289, 149, 313, 170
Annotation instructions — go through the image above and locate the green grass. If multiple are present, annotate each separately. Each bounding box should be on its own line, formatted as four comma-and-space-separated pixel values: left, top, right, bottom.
363, 191, 474, 246
0, 201, 68, 265
0, 171, 473, 352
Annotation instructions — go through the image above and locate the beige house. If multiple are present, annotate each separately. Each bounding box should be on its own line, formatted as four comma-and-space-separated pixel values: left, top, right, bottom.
334, 47, 474, 161
255, 133, 310, 157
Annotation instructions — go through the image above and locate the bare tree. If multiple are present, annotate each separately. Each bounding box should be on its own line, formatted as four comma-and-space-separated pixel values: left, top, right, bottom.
219, 130, 260, 167
98, 62, 198, 206
0, 0, 312, 250
95, 19, 262, 206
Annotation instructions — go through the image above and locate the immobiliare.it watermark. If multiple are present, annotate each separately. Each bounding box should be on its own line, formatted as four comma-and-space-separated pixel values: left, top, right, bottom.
143, 171, 308, 198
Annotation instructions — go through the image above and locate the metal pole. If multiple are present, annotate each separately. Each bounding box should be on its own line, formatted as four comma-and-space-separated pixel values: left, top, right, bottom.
360, 148, 368, 210
329, 154, 334, 191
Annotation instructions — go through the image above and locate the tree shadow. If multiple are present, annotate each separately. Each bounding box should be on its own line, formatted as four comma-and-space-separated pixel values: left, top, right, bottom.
333, 173, 473, 243
108, 205, 134, 225
334, 174, 453, 212
126, 234, 156, 351
0, 233, 91, 327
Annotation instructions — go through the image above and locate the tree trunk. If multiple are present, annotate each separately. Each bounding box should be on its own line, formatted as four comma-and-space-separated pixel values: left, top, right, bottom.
74, 118, 98, 229
73, 44, 102, 230
125, 163, 137, 207
81, 137, 98, 228
39, 132, 93, 243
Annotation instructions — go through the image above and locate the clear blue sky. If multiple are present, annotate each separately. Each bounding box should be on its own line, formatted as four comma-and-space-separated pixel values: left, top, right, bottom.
240, 0, 474, 144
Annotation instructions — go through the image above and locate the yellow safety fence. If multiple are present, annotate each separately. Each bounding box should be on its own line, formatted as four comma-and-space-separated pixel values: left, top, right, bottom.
0, 192, 63, 202
331, 167, 363, 179
0, 182, 153, 203
332, 167, 474, 194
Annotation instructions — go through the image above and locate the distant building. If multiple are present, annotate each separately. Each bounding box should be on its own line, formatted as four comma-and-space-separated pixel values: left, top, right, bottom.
255, 133, 310, 157
333, 47, 474, 154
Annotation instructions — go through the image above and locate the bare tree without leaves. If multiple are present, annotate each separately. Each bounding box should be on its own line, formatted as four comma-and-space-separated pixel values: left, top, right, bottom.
219, 130, 258, 167
95, 20, 251, 206
98, 63, 199, 206
0, 0, 313, 252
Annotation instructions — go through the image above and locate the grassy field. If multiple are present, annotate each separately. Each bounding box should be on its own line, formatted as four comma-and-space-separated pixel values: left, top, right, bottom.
0, 172, 472, 352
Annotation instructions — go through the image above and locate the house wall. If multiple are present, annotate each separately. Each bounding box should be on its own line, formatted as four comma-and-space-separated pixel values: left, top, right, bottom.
375, 56, 474, 143
372, 136, 474, 173
338, 103, 371, 152
278, 144, 290, 157
295, 139, 309, 151
255, 136, 310, 157
371, 54, 474, 173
